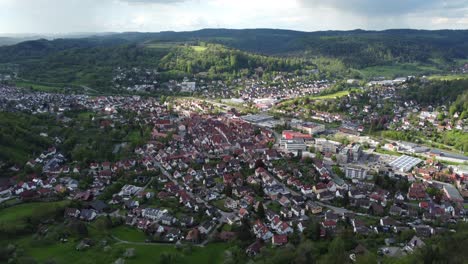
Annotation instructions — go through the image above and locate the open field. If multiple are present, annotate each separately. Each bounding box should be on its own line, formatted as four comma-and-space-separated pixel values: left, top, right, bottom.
144, 42, 182, 50
359, 63, 442, 78
15, 81, 63, 92
0, 200, 70, 233
211, 198, 232, 212
428, 74, 468, 81
0, 200, 70, 225
311, 90, 351, 100
1, 201, 229, 264
112, 226, 148, 242
15, 235, 229, 264
191, 45, 208, 52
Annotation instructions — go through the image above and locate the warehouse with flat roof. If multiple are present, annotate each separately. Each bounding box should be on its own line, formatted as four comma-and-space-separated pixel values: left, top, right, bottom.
388, 155, 423, 172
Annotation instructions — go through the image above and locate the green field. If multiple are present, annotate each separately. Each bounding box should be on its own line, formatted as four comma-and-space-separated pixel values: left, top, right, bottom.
191, 45, 207, 52
0, 200, 70, 236
359, 63, 442, 78
76, 111, 95, 121
374, 148, 403, 157
145, 42, 178, 50
0, 200, 70, 226
15, 234, 229, 264
311, 90, 351, 100
211, 198, 232, 212
1, 201, 229, 263
428, 74, 468, 81
112, 226, 148, 242
15, 81, 63, 92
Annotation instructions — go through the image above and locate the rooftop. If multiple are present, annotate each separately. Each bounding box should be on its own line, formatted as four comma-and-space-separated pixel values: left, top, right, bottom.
389, 155, 423, 172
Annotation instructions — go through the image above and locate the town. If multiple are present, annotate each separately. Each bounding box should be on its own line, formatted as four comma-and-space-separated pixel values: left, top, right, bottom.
0, 74, 466, 263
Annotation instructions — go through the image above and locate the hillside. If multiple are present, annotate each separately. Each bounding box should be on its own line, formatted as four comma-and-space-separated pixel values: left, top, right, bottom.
109, 29, 468, 66
157, 43, 313, 79
0, 29, 467, 92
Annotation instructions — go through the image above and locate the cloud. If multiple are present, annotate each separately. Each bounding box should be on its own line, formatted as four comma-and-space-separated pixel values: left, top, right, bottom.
0, 0, 467, 34
120, 0, 189, 4
298, 0, 467, 16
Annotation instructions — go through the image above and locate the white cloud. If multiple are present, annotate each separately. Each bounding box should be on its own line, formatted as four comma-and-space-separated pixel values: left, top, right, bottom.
0, 0, 466, 34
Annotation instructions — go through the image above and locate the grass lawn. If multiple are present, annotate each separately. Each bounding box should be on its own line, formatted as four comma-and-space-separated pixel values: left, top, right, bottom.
267, 202, 282, 214
0, 200, 70, 228
222, 224, 232, 232
125, 129, 146, 145
374, 148, 402, 157
428, 74, 468, 81
3, 201, 230, 263
311, 90, 351, 100
15, 81, 63, 93
214, 177, 223, 184
145, 42, 177, 50
355, 215, 378, 226
112, 226, 148, 242
0, 145, 31, 164
211, 199, 232, 212
359, 63, 442, 78
16, 235, 229, 264
76, 111, 96, 121
121, 242, 228, 264
0, 197, 20, 207
191, 45, 207, 52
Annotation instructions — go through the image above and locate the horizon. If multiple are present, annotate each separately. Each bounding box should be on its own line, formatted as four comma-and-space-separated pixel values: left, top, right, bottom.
0, 0, 467, 34
1, 27, 468, 39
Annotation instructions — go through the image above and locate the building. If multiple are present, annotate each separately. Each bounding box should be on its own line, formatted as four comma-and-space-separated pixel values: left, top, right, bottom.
345, 166, 368, 180
337, 144, 362, 163
284, 139, 308, 152
241, 114, 274, 124
443, 184, 463, 203
292, 121, 325, 135
282, 131, 313, 141
389, 155, 423, 172
181, 81, 196, 92
315, 138, 341, 153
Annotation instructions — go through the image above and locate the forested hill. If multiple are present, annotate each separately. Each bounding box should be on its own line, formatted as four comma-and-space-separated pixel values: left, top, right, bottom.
108, 29, 468, 67
0, 28, 467, 92
2, 28, 468, 67
157, 44, 313, 78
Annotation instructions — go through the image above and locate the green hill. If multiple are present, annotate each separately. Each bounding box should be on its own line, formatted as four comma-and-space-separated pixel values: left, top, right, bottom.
0, 29, 467, 92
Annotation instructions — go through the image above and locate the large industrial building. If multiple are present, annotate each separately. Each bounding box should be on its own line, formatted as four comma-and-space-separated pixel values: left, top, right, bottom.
388, 155, 423, 172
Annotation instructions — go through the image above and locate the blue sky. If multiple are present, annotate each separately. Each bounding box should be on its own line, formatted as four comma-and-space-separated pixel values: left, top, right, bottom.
0, 0, 467, 34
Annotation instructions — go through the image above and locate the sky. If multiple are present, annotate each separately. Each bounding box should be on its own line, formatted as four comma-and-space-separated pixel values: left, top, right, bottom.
0, 0, 467, 34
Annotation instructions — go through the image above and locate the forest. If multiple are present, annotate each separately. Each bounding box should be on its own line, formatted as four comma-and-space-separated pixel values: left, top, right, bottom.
0, 29, 467, 93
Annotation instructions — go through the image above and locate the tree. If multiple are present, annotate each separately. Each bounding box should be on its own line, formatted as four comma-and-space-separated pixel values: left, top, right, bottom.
159, 253, 179, 264
237, 218, 253, 242
356, 253, 378, 264
305, 220, 320, 241
342, 191, 350, 207
69, 221, 88, 237
254, 159, 266, 169
321, 237, 347, 264
315, 152, 323, 161
257, 201, 265, 219
225, 184, 233, 197
267, 141, 274, 149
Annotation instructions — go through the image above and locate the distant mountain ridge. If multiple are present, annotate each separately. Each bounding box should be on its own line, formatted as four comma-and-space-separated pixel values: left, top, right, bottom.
3, 28, 466, 64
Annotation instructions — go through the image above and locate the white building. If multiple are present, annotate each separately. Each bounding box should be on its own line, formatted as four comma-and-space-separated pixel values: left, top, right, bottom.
345, 166, 368, 180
